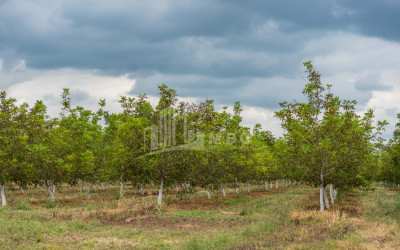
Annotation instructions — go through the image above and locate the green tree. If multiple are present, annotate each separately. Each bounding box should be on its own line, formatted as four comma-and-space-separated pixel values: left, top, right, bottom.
275, 61, 380, 210
0, 92, 23, 206
28, 100, 65, 202
378, 114, 400, 186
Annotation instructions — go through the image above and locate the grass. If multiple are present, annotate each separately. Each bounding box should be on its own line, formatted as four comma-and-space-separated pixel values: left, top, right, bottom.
362, 185, 400, 224
0, 183, 399, 249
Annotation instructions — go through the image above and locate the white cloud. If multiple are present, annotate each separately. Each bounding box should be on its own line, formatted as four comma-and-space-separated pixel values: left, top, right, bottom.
305, 32, 400, 76
364, 70, 400, 137
302, 32, 400, 138
4, 65, 203, 122
241, 106, 283, 138
7, 68, 135, 116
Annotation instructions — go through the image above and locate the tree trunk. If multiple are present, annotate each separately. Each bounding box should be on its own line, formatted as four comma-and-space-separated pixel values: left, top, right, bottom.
0, 185, 6, 207
247, 181, 251, 193
320, 171, 325, 211
270, 181, 273, 189
101, 182, 105, 190
185, 183, 190, 203
320, 183, 325, 211
88, 183, 93, 199
119, 181, 124, 198
235, 180, 240, 194
46, 184, 55, 202
186, 189, 191, 202
52, 184, 55, 194
323, 186, 330, 209
333, 188, 338, 201
206, 187, 211, 200
80, 181, 85, 192
329, 184, 335, 204
221, 184, 226, 197
265, 181, 268, 191
140, 183, 144, 195
258, 182, 261, 191
20, 186, 24, 194
276, 180, 279, 188
176, 186, 179, 192
157, 178, 164, 205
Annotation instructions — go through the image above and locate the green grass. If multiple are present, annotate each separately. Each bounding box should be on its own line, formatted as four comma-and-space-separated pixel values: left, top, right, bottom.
0, 183, 399, 249
361, 185, 400, 224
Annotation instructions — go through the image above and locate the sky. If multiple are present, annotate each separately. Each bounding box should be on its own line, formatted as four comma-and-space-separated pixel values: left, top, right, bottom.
1, 0, 400, 138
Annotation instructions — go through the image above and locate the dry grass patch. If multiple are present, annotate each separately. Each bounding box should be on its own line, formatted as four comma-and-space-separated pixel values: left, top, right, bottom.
290, 210, 356, 241
52, 201, 155, 225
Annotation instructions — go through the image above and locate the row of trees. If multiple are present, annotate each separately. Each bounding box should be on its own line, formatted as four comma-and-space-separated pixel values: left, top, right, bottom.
0, 62, 389, 210
0, 83, 281, 206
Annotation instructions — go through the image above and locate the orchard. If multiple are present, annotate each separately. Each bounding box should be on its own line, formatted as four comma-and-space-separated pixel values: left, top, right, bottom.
0, 62, 395, 211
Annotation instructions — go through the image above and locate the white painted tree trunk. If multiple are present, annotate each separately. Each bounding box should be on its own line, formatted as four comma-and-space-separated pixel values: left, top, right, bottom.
265, 181, 268, 191
247, 181, 251, 193
333, 188, 338, 201
235, 181, 240, 194
80, 181, 85, 192
206, 188, 211, 200
258, 182, 261, 191
270, 181, 273, 189
88, 183, 93, 199
119, 181, 124, 198
20, 186, 24, 194
329, 184, 335, 204
323, 186, 330, 209
101, 182, 105, 190
276, 180, 278, 188
221, 184, 226, 197
157, 179, 164, 205
0, 185, 6, 207
140, 183, 144, 195
289, 180, 291, 185
46, 185, 55, 202
320, 183, 325, 211
52, 184, 55, 194
176, 186, 179, 192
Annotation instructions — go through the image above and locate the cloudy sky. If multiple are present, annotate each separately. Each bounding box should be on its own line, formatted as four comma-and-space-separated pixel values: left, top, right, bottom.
1, 0, 400, 138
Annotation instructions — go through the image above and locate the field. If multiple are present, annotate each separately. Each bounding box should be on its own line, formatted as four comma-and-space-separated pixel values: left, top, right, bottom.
0, 183, 399, 249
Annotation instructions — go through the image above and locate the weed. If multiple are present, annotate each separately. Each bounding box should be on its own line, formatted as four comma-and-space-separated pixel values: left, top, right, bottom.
45, 201, 57, 209
12, 202, 33, 211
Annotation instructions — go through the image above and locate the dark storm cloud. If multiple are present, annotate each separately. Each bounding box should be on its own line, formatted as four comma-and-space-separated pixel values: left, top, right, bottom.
354, 73, 393, 92
130, 73, 306, 109
0, 0, 399, 108
338, 0, 400, 41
